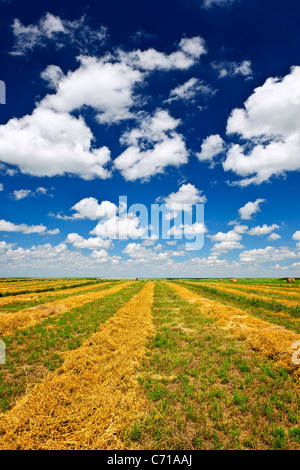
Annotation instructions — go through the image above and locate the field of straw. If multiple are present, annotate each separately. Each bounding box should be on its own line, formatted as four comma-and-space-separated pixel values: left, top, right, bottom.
0, 277, 299, 450
185, 281, 300, 308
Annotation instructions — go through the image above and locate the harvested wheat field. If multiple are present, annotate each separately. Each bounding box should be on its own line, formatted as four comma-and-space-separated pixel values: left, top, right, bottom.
0, 281, 154, 450
0, 277, 300, 450
0, 280, 129, 336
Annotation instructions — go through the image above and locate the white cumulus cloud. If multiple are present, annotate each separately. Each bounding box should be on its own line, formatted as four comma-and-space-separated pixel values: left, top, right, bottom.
224, 66, 300, 185
90, 214, 146, 240
163, 183, 207, 212
60, 198, 118, 220
240, 246, 299, 263
66, 233, 113, 250
268, 232, 281, 241
114, 109, 188, 181
0, 107, 111, 179
0, 219, 58, 235
196, 134, 225, 166
238, 198, 265, 220
292, 231, 300, 241
247, 224, 280, 236
41, 56, 144, 124
118, 36, 206, 71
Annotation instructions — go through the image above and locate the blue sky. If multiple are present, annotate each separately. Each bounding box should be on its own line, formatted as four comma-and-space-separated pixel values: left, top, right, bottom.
0, 0, 300, 278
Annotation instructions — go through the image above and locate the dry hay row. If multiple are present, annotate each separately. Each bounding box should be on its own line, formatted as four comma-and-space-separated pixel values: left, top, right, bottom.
0, 279, 65, 289
186, 281, 300, 309
211, 282, 300, 300
0, 279, 94, 294
210, 283, 300, 308
0, 281, 132, 337
0, 277, 56, 283
209, 280, 300, 289
0, 279, 61, 289
166, 282, 300, 377
0, 278, 70, 289
0, 280, 114, 309
0, 279, 98, 294
0, 277, 88, 286
0, 281, 155, 450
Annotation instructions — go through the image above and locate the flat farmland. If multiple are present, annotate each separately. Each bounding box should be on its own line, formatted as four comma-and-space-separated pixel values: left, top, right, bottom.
0, 278, 299, 450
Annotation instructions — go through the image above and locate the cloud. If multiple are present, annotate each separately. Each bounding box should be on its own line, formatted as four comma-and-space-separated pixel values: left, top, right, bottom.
118, 36, 207, 71
202, 0, 239, 8
11, 189, 32, 200
123, 242, 169, 263
142, 236, 158, 246
90, 214, 146, 240
166, 78, 216, 103
164, 211, 179, 221
210, 226, 245, 252
129, 29, 156, 43
212, 241, 244, 253
238, 198, 265, 220
0, 241, 12, 250
36, 187, 49, 195
120, 109, 181, 145
240, 246, 299, 263
0, 107, 111, 179
59, 197, 118, 220
114, 135, 188, 181
268, 232, 281, 241
10, 187, 52, 200
274, 263, 288, 270
10, 13, 108, 56
247, 224, 280, 236
0, 241, 126, 276
66, 233, 113, 250
41, 56, 144, 124
46, 228, 60, 235
41, 36, 206, 125
1, 35, 208, 181
210, 229, 243, 243
41, 65, 64, 89
114, 109, 188, 181
212, 60, 252, 79
90, 249, 121, 264
196, 134, 225, 166
163, 183, 207, 212
292, 231, 300, 241
168, 222, 207, 236
224, 66, 300, 185
0, 219, 58, 235
202, 0, 237, 9
232, 224, 248, 234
